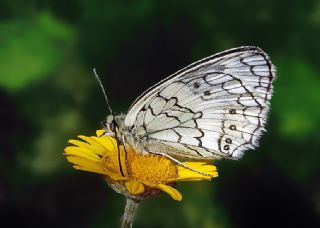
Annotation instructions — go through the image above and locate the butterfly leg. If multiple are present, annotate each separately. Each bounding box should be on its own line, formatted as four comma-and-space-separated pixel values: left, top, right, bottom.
154, 152, 213, 177
122, 135, 131, 177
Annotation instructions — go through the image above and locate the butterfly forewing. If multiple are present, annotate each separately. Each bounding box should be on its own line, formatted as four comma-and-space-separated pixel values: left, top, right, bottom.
124, 46, 275, 160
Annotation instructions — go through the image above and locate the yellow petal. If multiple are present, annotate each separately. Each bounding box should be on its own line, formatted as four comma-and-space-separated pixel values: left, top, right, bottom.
96, 129, 106, 137
78, 135, 107, 154
96, 136, 117, 152
68, 139, 94, 151
183, 161, 217, 171
106, 173, 128, 181
157, 184, 182, 201
73, 165, 105, 174
176, 162, 218, 181
66, 156, 103, 173
64, 146, 101, 160
125, 180, 145, 195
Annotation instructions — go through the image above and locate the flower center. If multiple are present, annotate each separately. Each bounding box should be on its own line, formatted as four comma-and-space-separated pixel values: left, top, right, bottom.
127, 148, 178, 184
102, 145, 178, 184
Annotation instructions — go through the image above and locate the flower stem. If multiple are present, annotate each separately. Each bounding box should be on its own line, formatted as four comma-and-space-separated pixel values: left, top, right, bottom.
121, 197, 139, 228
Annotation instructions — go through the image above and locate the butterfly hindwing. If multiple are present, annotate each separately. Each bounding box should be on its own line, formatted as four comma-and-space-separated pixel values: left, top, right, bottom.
124, 46, 275, 160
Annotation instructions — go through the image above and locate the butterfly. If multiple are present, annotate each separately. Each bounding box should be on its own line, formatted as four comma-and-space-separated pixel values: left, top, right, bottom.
98, 46, 275, 168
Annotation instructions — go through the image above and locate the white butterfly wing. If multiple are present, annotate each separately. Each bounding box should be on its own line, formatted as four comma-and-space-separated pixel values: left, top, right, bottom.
124, 46, 275, 160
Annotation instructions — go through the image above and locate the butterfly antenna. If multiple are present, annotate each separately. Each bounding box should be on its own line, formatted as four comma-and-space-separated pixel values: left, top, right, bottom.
93, 68, 113, 115
93, 68, 125, 176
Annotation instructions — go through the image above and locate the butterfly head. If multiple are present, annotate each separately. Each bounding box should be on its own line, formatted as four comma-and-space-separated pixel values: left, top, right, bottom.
102, 114, 126, 138
102, 114, 117, 137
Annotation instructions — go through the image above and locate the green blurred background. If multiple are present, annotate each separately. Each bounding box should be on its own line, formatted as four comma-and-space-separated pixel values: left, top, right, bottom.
1, 0, 320, 227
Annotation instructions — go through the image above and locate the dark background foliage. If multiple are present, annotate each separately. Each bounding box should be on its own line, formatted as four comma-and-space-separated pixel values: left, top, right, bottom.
0, 0, 319, 227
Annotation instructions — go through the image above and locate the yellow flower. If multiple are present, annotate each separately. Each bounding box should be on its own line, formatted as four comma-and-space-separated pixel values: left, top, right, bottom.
64, 130, 218, 201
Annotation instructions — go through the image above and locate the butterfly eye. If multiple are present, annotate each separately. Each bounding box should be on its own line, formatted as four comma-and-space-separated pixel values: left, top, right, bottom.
130, 124, 135, 130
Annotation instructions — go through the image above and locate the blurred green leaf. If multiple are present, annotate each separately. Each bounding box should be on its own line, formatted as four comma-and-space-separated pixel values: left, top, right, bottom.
0, 11, 74, 91
179, 182, 231, 228
273, 58, 320, 139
